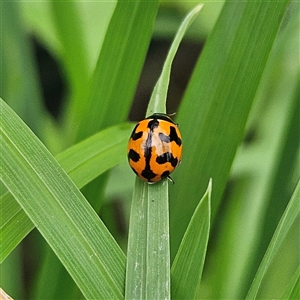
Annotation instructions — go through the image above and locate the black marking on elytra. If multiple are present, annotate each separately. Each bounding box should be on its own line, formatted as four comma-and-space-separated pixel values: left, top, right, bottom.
161, 170, 170, 178
130, 124, 139, 138
169, 126, 182, 146
141, 168, 156, 181
156, 153, 178, 167
131, 130, 143, 141
170, 156, 178, 167
147, 118, 159, 130
158, 127, 181, 146
156, 152, 171, 164
128, 149, 140, 162
141, 124, 157, 181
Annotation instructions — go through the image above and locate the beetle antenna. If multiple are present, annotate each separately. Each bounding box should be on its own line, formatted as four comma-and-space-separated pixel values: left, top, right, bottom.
167, 175, 175, 185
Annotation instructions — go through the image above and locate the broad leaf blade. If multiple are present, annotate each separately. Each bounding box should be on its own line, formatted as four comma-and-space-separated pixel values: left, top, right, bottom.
51, 1, 90, 103
0, 99, 126, 299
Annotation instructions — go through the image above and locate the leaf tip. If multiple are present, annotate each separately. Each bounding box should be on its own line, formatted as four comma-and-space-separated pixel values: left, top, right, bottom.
194, 3, 204, 14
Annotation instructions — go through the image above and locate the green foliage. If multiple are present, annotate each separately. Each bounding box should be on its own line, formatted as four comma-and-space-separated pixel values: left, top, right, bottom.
125, 6, 203, 299
171, 179, 211, 299
1, 123, 133, 263
1, 99, 126, 299
1, 1, 298, 299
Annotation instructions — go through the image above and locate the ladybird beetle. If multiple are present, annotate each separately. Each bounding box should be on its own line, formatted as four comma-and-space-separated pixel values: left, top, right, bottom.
127, 113, 182, 183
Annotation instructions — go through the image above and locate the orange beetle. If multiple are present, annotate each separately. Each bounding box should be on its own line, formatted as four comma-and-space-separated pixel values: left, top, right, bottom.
127, 113, 182, 183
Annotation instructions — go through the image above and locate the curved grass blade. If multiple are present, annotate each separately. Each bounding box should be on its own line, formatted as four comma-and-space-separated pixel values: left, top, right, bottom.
147, 4, 203, 116
246, 179, 300, 299
0, 122, 133, 263
125, 5, 204, 300
171, 179, 211, 299
0, 99, 126, 299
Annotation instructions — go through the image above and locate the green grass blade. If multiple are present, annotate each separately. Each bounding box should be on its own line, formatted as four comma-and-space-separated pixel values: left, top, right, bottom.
280, 264, 300, 300
51, 1, 89, 87
0, 192, 34, 262
0, 99, 126, 299
56, 123, 133, 188
147, 4, 203, 116
2, 2, 46, 137
74, 0, 159, 221
169, 0, 291, 258
197, 5, 299, 298
171, 179, 211, 300
1, 123, 133, 263
246, 179, 300, 299
125, 179, 170, 299
126, 6, 203, 299
75, 0, 159, 141
51, 1, 90, 124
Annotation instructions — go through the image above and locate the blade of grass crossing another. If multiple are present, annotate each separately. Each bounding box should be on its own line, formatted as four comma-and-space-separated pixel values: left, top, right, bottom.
171, 179, 211, 300
0, 123, 133, 263
126, 5, 204, 299
0, 99, 126, 299
246, 179, 300, 299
